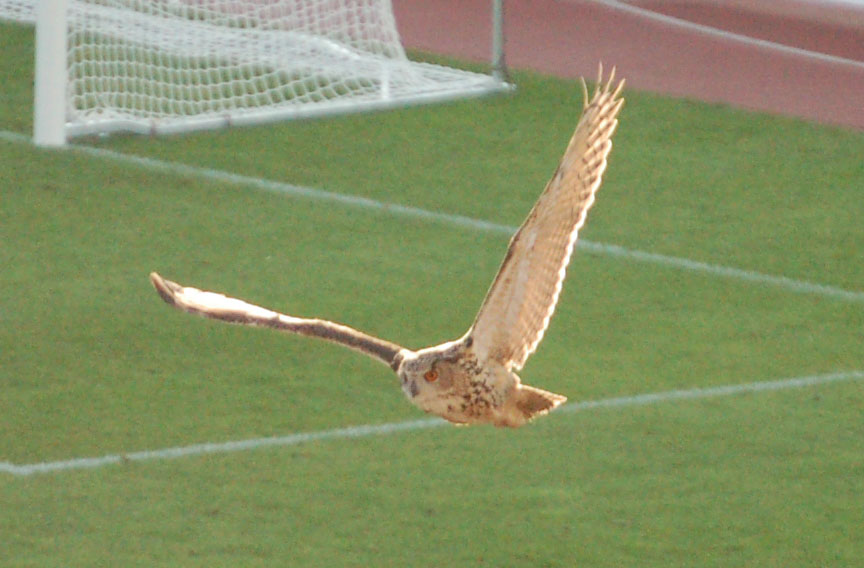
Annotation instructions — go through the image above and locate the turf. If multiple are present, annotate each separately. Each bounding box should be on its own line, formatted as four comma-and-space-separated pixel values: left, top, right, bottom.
2, 19, 863, 567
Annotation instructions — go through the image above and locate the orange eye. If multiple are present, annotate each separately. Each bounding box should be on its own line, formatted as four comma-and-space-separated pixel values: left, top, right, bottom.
424, 369, 438, 382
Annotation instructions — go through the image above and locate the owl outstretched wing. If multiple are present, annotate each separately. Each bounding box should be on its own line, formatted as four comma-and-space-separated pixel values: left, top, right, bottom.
150, 272, 404, 369
467, 67, 624, 370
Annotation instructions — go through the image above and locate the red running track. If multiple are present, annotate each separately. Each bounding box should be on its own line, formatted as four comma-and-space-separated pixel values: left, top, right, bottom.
392, 0, 864, 129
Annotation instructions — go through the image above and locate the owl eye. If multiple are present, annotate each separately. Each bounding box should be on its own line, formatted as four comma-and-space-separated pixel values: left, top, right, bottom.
424, 369, 438, 383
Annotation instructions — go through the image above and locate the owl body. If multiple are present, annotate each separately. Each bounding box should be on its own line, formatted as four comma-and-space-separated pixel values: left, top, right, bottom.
394, 338, 564, 427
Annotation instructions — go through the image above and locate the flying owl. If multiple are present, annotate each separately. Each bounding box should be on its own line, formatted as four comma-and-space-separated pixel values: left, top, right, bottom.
150, 67, 624, 427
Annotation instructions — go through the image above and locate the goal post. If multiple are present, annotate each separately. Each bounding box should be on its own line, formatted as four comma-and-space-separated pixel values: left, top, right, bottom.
33, 0, 68, 146
491, 0, 508, 83
3, 0, 510, 146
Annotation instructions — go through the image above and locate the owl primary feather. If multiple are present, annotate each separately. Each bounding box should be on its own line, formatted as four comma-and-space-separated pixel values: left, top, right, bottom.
150, 66, 624, 427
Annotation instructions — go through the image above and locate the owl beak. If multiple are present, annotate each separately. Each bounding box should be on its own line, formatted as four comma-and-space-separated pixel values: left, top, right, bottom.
404, 379, 419, 398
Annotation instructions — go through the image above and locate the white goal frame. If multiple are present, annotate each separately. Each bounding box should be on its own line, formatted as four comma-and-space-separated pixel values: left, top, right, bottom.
16, 0, 510, 146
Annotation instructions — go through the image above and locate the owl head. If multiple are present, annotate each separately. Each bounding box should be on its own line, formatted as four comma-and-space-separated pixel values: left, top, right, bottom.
394, 339, 466, 407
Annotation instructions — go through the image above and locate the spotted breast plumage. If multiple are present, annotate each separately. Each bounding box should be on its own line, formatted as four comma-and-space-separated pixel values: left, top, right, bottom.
150, 67, 624, 427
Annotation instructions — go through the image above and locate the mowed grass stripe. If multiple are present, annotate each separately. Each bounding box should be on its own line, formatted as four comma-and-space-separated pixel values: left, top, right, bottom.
2, 129, 862, 304
3, 370, 861, 477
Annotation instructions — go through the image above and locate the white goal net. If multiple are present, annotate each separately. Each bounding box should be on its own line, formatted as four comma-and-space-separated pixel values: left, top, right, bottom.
1, 0, 508, 143
0, 0, 30, 21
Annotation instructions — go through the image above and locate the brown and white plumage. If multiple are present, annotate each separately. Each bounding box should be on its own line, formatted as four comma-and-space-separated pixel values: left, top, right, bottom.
150, 67, 624, 427
469, 68, 623, 371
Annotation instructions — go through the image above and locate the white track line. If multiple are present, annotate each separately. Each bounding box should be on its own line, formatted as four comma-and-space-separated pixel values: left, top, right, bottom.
2, 370, 862, 477
3, 130, 862, 304
597, 0, 864, 69
4, 0, 863, 69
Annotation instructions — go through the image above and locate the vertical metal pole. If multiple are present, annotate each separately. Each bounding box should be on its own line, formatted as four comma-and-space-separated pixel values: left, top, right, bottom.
491, 0, 509, 83
34, 0, 68, 146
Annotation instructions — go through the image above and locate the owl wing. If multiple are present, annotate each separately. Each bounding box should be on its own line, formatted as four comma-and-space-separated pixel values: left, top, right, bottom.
467, 67, 624, 370
149, 272, 405, 369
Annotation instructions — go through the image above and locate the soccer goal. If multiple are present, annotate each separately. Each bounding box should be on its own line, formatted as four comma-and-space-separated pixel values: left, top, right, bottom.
1, 0, 509, 146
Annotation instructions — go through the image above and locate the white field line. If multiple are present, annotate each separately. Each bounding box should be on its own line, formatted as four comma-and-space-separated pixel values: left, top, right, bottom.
3, 130, 862, 304
597, 0, 864, 70
2, 370, 862, 477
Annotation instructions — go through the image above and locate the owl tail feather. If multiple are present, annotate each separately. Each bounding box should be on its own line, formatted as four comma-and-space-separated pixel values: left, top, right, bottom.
497, 384, 567, 427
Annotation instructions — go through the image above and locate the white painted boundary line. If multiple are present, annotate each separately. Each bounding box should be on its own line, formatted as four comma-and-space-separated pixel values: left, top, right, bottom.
597, 0, 864, 70
577, 241, 864, 303
2, 370, 862, 477
3, 129, 862, 304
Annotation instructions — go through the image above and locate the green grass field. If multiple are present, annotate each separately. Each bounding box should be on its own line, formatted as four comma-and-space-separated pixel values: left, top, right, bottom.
2, 19, 864, 567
